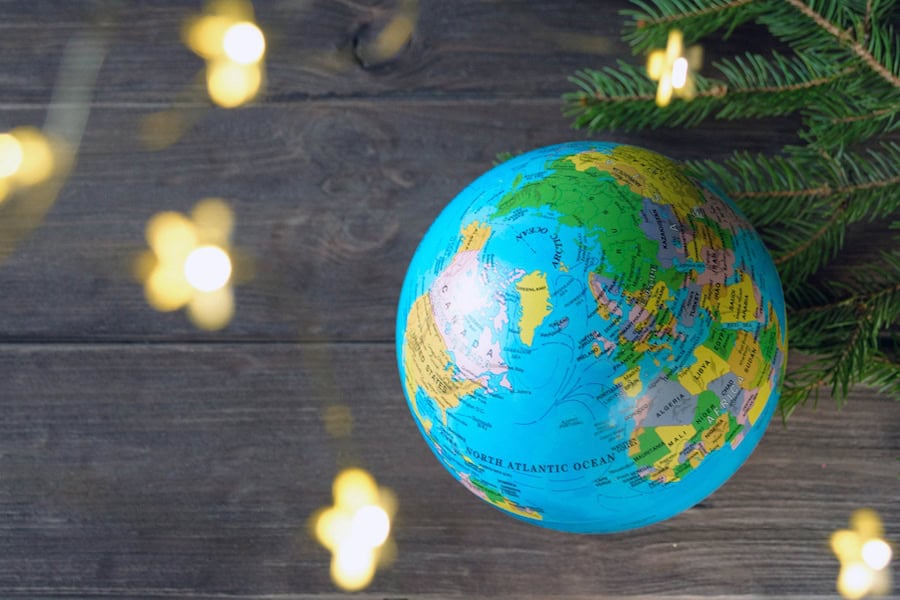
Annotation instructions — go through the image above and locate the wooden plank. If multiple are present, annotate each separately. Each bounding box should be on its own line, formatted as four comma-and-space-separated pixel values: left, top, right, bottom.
0, 102, 806, 342
0, 344, 895, 598
0, 0, 775, 105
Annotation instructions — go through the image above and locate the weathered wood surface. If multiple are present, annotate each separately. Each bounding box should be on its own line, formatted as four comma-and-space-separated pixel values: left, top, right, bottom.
0, 345, 896, 599
0, 103, 803, 342
0, 1, 896, 599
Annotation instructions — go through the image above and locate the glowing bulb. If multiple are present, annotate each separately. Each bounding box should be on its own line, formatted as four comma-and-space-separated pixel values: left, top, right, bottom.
0, 133, 24, 178
147, 212, 198, 262
331, 544, 376, 591
671, 57, 689, 89
351, 505, 391, 548
207, 60, 262, 107
188, 286, 234, 330
145, 264, 193, 312
186, 15, 231, 58
838, 563, 874, 599
647, 52, 664, 80
831, 529, 861, 560
315, 508, 352, 551
223, 22, 265, 64
334, 469, 379, 510
851, 508, 884, 539
184, 245, 232, 292
10, 127, 55, 185
861, 539, 892, 570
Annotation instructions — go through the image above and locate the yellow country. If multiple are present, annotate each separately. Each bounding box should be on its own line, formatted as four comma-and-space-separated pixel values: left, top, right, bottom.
678, 345, 731, 395
459, 221, 491, 252
403, 294, 481, 426
516, 271, 552, 346
718, 272, 759, 324
614, 366, 642, 398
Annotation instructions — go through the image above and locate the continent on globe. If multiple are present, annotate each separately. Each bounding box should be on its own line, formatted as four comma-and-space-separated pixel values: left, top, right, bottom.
397, 142, 787, 533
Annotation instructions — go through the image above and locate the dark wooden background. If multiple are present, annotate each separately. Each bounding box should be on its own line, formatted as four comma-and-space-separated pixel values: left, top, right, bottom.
0, 1, 896, 598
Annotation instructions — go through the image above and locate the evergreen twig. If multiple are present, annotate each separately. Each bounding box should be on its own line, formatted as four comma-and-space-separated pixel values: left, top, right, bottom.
567, 0, 900, 416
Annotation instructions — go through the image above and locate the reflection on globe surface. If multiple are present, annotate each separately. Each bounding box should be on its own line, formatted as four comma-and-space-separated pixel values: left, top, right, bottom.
396, 142, 787, 533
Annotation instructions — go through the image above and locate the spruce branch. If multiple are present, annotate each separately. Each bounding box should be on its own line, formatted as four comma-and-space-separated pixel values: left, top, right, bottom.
763, 0, 900, 87
780, 249, 900, 416
567, 0, 900, 415
621, 0, 767, 53
564, 62, 726, 130
565, 51, 861, 130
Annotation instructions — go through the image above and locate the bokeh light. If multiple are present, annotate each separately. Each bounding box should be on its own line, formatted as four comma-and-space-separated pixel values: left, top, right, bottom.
0, 127, 59, 203
832, 509, 893, 599
206, 60, 262, 108
862, 539, 892, 571
137, 200, 238, 330
841, 563, 875, 600
647, 29, 702, 107
10, 127, 56, 186
184, 245, 232, 292
0, 133, 24, 178
313, 468, 396, 592
184, 1, 266, 108
223, 22, 265, 64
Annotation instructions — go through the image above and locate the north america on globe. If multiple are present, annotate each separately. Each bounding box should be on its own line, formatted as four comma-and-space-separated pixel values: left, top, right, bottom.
396, 142, 787, 533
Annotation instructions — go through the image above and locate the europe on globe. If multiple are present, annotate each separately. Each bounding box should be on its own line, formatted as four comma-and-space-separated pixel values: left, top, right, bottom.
396, 142, 787, 533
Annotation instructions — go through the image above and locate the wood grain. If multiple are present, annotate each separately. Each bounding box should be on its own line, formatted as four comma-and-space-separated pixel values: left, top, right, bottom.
0, 102, 805, 342
0, 0, 788, 107
0, 344, 896, 599
0, 0, 623, 105
0, 2, 896, 599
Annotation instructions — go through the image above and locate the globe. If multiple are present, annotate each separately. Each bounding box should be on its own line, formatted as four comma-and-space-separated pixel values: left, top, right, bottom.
396, 142, 787, 533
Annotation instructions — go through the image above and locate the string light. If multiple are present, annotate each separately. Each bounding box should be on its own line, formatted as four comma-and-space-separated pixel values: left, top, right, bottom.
647, 30, 702, 107
184, 0, 266, 108
832, 509, 893, 599
312, 468, 397, 591
0, 127, 59, 203
136, 198, 238, 330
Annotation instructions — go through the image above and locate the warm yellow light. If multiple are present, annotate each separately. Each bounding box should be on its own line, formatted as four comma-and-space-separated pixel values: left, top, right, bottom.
331, 543, 376, 591
313, 468, 396, 593
656, 74, 673, 107
192, 198, 235, 245
188, 285, 234, 330
207, 60, 262, 107
184, 245, 232, 292
861, 539, 892, 570
671, 57, 689, 89
647, 52, 665, 80
647, 29, 700, 108
334, 469, 380, 511
351, 505, 391, 548
315, 508, 351, 550
0, 178, 9, 203
146, 212, 198, 263
851, 509, 884, 539
838, 562, 874, 599
223, 22, 265, 64
832, 529, 862, 560
0, 133, 24, 178
186, 15, 232, 59
10, 127, 55, 186
145, 264, 193, 312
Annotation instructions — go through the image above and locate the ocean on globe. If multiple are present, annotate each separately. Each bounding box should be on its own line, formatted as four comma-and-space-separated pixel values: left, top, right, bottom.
396, 142, 787, 533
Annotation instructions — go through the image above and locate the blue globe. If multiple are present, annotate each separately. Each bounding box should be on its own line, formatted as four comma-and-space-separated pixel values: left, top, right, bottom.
396, 142, 787, 533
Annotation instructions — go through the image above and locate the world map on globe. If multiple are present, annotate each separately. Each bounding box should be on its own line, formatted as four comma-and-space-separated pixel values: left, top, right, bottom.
396, 142, 787, 533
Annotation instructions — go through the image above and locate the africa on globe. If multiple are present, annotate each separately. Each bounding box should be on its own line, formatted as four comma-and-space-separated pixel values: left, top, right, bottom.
396, 142, 787, 533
